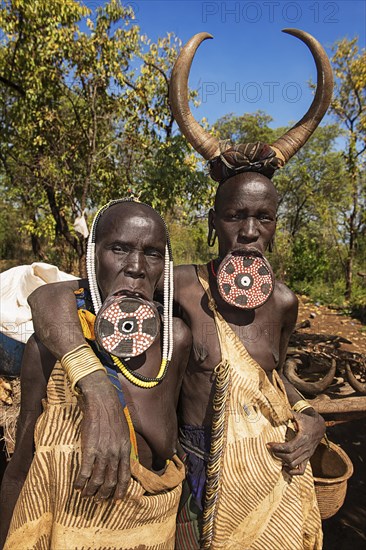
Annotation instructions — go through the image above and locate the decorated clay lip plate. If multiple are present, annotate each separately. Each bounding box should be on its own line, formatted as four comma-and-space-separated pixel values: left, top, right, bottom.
95, 294, 160, 358
217, 250, 274, 309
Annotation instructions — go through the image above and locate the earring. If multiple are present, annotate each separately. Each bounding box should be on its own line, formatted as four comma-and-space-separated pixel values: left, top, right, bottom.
207, 227, 217, 247
268, 238, 274, 253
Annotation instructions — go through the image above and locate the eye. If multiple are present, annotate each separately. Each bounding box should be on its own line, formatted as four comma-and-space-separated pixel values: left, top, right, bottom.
258, 214, 274, 222
111, 243, 129, 253
225, 212, 242, 221
145, 248, 163, 259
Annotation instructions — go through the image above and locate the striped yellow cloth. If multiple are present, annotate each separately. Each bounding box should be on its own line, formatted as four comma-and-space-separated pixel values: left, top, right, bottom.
5, 363, 184, 550
197, 265, 322, 550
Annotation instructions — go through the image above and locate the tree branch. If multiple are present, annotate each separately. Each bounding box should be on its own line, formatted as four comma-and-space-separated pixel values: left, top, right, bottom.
0, 75, 25, 96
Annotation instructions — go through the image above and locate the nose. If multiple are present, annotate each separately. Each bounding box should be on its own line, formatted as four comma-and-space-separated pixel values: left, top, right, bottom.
124, 250, 145, 279
239, 217, 260, 242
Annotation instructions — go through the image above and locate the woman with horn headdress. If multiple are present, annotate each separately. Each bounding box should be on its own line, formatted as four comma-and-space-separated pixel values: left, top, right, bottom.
170, 29, 332, 550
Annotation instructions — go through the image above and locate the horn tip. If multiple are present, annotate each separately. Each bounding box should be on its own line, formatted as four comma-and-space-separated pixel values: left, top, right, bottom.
281, 28, 302, 36
198, 32, 214, 40
186, 32, 214, 48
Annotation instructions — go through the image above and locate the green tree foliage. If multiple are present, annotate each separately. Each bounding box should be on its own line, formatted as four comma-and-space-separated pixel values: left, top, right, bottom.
0, 0, 208, 275
328, 37, 366, 300
169, 217, 216, 266
274, 125, 346, 238
273, 115, 365, 308
213, 110, 277, 144
273, 124, 348, 294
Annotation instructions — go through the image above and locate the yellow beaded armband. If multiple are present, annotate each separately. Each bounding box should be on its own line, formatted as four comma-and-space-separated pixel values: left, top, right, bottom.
292, 399, 314, 414
61, 343, 107, 395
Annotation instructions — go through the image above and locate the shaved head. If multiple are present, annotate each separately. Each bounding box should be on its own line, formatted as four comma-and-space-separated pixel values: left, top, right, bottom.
214, 172, 279, 213
93, 200, 168, 301
95, 201, 167, 244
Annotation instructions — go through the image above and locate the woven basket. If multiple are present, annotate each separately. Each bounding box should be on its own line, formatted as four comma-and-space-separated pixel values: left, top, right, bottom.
310, 439, 354, 520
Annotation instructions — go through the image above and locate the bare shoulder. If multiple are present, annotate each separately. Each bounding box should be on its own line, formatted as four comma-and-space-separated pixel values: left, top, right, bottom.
171, 318, 192, 387
273, 280, 298, 326
170, 318, 192, 402
173, 265, 204, 323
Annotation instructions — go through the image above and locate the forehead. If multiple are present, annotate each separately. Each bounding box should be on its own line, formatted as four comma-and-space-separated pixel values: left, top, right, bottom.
215, 175, 278, 211
96, 203, 166, 245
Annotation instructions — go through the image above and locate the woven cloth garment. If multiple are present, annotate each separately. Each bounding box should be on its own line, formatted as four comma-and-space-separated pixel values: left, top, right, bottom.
191, 265, 322, 550
178, 425, 211, 510
5, 362, 185, 550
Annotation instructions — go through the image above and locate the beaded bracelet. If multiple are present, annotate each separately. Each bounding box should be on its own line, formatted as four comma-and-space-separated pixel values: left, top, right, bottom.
292, 399, 314, 414
61, 343, 107, 395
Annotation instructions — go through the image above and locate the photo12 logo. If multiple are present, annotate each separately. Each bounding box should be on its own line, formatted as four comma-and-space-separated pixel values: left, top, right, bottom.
201, 2, 340, 24
200, 81, 302, 104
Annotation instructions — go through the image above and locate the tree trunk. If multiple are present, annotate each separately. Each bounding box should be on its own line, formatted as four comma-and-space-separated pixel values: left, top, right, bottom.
44, 183, 87, 276
31, 233, 45, 261
78, 248, 87, 278
344, 250, 353, 300
344, 133, 358, 301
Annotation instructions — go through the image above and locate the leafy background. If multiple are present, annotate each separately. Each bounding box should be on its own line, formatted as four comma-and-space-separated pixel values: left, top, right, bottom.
0, 0, 365, 319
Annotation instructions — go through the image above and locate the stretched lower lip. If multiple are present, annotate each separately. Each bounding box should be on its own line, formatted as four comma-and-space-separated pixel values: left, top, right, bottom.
231, 247, 262, 256
112, 289, 147, 300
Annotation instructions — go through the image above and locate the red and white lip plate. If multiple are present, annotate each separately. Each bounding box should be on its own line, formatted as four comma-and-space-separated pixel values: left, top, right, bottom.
217, 251, 274, 310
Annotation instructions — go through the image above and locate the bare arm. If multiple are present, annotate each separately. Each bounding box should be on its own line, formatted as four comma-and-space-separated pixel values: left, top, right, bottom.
267, 285, 325, 475
28, 280, 85, 359
271, 379, 325, 476
0, 336, 55, 547
28, 281, 131, 501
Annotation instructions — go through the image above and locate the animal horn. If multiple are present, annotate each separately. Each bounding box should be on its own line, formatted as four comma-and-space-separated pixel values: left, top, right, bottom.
345, 362, 366, 395
284, 358, 336, 396
169, 32, 220, 160
271, 29, 334, 164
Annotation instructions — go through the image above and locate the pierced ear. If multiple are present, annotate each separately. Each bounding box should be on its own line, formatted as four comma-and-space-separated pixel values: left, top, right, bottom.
208, 208, 216, 229
207, 209, 217, 248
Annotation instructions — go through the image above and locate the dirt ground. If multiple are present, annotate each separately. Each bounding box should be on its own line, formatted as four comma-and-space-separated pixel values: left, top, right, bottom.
296, 295, 366, 356
1, 296, 365, 547
296, 296, 366, 549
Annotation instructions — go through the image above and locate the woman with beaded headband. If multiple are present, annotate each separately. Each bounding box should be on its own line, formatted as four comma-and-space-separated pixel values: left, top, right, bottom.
86, 198, 174, 387
25, 28, 331, 550
1, 199, 191, 550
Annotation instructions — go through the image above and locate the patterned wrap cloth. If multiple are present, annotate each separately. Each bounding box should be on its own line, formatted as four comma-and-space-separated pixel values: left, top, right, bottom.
208, 141, 282, 182
175, 265, 322, 550
5, 289, 185, 550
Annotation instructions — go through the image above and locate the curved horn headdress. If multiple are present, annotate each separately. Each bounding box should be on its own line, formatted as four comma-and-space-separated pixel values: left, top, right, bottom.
169, 32, 220, 160
169, 29, 333, 178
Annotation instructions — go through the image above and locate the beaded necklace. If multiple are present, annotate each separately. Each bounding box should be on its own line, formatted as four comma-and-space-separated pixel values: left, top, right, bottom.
111, 355, 169, 389
86, 198, 174, 389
